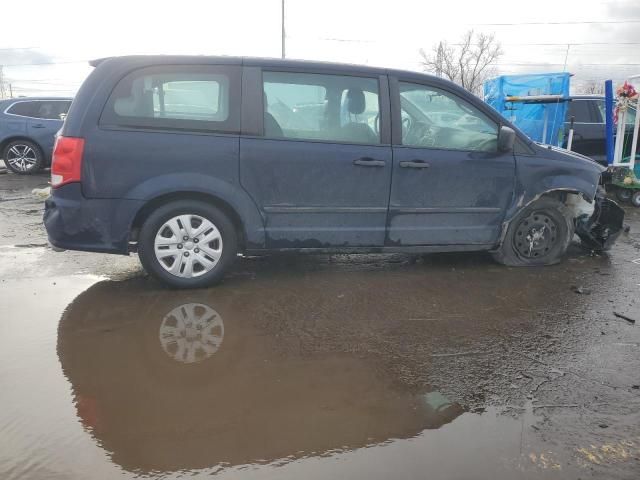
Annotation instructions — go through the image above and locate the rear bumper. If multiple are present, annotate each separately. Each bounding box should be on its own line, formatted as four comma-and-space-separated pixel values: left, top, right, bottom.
44, 183, 143, 254
575, 195, 625, 251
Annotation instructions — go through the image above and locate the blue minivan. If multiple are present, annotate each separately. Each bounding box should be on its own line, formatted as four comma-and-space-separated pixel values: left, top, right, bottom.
44, 56, 624, 288
0, 97, 73, 174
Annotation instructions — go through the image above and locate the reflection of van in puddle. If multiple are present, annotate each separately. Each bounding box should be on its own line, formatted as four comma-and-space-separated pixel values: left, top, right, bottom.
57, 279, 463, 474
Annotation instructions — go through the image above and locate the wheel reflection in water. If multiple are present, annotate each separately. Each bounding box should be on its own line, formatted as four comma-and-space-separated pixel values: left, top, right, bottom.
159, 303, 224, 364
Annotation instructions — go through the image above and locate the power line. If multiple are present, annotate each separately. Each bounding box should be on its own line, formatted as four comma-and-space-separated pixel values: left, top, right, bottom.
0, 46, 38, 51
496, 63, 640, 66
455, 42, 640, 46
466, 19, 640, 26
298, 36, 640, 48
2, 60, 89, 68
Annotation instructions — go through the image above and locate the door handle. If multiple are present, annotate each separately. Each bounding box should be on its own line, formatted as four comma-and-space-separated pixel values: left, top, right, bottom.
353, 157, 385, 167
399, 160, 430, 169
31, 124, 46, 128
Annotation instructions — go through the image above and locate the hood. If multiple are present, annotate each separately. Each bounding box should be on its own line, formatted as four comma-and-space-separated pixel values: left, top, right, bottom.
533, 143, 605, 173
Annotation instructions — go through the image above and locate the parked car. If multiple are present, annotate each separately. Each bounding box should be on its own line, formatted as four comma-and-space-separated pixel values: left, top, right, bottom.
44, 56, 624, 288
563, 95, 637, 165
0, 97, 73, 174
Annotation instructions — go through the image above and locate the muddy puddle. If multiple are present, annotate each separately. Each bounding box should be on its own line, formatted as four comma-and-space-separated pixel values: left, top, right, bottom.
4, 266, 624, 480
1, 181, 639, 479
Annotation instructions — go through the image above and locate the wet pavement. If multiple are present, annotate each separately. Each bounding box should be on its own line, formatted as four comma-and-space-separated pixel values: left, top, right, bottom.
1, 170, 639, 479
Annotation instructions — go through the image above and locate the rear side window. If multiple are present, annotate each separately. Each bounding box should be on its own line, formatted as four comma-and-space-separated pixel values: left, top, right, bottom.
35, 101, 72, 120
6, 100, 70, 119
567, 100, 594, 123
100, 65, 240, 133
262, 71, 381, 144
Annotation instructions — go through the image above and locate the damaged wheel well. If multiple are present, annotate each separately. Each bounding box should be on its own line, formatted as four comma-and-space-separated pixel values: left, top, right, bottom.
129, 192, 246, 251
498, 189, 590, 249
526, 190, 594, 221
500, 189, 623, 253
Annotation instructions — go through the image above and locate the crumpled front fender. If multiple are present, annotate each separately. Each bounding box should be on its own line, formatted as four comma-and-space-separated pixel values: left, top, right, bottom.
575, 195, 625, 251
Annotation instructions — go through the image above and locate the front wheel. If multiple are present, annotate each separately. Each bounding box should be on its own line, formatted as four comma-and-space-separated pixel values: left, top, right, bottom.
492, 198, 573, 267
632, 191, 640, 208
138, 201, 238, 289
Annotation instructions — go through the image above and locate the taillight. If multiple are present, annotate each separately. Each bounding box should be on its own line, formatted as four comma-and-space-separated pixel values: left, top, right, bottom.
51, 136, 85, 188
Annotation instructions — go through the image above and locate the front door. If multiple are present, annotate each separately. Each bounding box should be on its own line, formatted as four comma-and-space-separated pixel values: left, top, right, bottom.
388, 79, 515, 247
240, 70, 392, 248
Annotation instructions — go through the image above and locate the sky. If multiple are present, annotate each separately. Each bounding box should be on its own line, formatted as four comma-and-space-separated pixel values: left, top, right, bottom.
0, 0, 639, 97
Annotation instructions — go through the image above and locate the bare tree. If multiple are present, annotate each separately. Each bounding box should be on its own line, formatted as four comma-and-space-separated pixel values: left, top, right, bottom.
577, 80, 604, 95
420, 30, 503, 96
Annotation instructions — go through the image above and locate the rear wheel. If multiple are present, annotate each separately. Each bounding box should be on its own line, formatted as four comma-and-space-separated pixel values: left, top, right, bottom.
3, 140, 43, 174
632, 191, 640, 208
492, 197, 573, 267
615, 187, 632, 203
138, 200, 238, 288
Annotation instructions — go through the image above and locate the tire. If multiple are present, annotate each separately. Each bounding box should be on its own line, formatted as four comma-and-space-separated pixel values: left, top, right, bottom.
3, 140, 44, 174
492, 197, 573, 267
616, 187, 632, 203
632, 191, 640, 208
138, 200, 238, 289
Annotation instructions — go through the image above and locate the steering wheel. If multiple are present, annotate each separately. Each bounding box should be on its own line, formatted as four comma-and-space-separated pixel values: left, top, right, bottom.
407, 121, 437, 147
373, 112, 380, 136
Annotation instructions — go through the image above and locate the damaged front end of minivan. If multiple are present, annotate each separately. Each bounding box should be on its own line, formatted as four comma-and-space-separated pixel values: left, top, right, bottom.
512, 144, 626, 255
574, 194, 625, 251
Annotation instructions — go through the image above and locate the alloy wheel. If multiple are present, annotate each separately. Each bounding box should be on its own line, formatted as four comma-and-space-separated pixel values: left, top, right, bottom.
6, 144, 38, 172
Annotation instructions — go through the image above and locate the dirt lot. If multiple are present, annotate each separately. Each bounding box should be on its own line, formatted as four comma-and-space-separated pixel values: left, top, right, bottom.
1, 170, 639, 480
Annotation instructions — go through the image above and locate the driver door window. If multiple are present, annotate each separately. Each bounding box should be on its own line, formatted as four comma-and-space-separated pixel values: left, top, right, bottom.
399, 83, 498, 152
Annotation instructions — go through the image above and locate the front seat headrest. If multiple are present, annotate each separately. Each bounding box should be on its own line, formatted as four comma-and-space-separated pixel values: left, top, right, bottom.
346, 89, 366, 115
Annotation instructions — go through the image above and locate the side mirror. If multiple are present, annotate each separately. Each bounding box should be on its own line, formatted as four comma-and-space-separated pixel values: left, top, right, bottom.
498, 126, 516, 152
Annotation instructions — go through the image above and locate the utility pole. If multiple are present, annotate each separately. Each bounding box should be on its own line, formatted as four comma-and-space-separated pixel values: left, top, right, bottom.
9, 83, 12, 98
435, 42, 443, 78
0, 66, 5, 99
281, 0, 286, 59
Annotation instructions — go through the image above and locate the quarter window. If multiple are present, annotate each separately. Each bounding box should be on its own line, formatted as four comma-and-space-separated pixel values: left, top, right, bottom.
262, 71, 381, 144
399, 83, 498, 152
7, 101, 39, 117
100, 66, 239, 133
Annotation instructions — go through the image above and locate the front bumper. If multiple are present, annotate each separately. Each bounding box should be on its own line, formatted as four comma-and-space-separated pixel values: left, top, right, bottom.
575, 195, 625, 251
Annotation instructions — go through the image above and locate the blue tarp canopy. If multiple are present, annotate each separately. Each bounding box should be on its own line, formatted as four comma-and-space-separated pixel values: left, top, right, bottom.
484, 73, 571, 147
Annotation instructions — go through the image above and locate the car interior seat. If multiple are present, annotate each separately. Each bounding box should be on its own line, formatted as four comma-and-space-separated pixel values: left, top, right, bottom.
341, 88, 377, 143
263, 92, 283, 137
